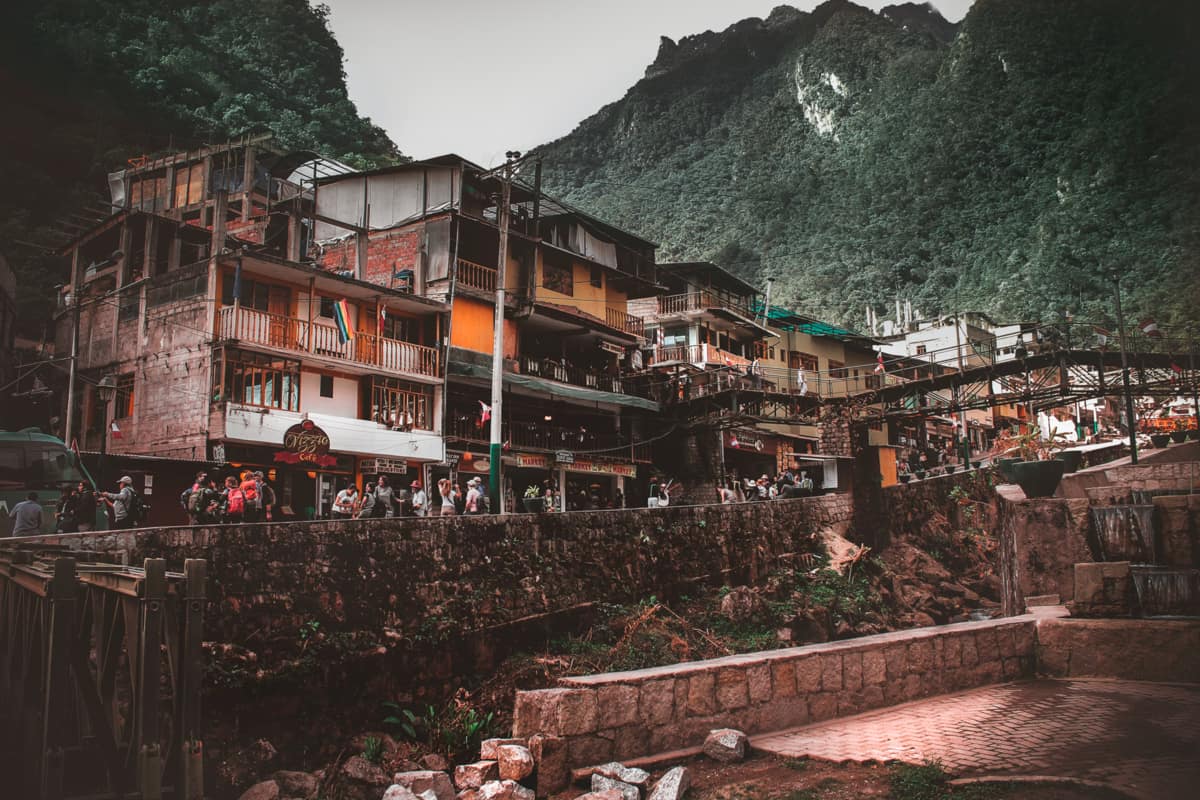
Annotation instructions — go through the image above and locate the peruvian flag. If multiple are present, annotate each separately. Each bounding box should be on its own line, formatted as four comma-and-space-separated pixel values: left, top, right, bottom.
478, 400, 491, 427
1139, 319, 1163, 338
110, 421, 123, 439
874, 352, 886, 374
1171, 362, 1184, 375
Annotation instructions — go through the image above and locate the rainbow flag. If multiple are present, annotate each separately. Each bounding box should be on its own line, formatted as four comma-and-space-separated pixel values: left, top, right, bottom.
332, 298, 354, 343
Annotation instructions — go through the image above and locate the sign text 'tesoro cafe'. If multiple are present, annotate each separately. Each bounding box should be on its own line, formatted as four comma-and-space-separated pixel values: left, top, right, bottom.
275, 420, 337, 467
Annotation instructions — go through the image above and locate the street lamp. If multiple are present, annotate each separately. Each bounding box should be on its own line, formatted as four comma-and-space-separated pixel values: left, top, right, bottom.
95, 373, 118, 490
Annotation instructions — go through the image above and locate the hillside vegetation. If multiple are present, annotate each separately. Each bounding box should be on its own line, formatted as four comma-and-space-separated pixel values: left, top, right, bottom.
533, 0, 1200, 330
0, 0, 400, 336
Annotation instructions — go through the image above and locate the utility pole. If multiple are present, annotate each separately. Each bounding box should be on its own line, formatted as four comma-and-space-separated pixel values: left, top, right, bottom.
760, 277, 773, 325
1113, 276, 1138, 464
488, 152, 521, 513
952, 296, 968, 462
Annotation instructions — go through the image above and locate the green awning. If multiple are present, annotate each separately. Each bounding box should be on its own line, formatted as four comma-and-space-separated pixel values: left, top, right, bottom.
448, 349, 660, 412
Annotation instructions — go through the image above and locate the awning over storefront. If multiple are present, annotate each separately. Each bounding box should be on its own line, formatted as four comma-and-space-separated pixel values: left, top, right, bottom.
222, 404, 445, 463
448, 348, 660, 412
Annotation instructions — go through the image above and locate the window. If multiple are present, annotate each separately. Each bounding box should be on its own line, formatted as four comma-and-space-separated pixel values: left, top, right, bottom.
589, 266, 603, 288
662, 327, 688, 347
382, 314, 417, 343
221, 273, 284, 313
789, 351, 818, 372
118, 286, 140, 322
829, 360, 848, 379
542, 251, 573, 296
366, 377, 433, 431
916, 344, 927, 355
319, 297, 336, 318
114, 374, 135, 419
319, 375, 334, 398
218, 351, 300, 411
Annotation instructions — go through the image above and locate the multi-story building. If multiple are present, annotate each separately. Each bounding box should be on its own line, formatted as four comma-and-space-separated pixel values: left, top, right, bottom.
311, 155, 662, 511
56, 136, 448, 524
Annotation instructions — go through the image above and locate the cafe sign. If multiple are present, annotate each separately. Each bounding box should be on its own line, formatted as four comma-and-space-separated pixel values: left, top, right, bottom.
360, 457, 408, 474
554, 450, 575, 465
274, 419, 336, 467
726, 428, 774, 454
516, 453, 550, 469
565, 459, 637, 478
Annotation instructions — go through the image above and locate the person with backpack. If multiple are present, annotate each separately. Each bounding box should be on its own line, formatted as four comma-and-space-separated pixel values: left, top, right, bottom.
222, 476, 246, 523
181, 472, 208, 524
238, 471, 261, 523
102, 476, 141, 529
254, 471, 276, 522
370, 475, 397, 518
71, 481, 99, 531
55, 486, 79, 533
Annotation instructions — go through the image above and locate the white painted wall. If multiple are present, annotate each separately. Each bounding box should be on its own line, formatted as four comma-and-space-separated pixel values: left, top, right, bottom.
300, 371, 359, 417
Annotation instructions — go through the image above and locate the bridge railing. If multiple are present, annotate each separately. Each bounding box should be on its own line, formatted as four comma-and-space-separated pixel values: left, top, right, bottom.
0, 546, 205, 800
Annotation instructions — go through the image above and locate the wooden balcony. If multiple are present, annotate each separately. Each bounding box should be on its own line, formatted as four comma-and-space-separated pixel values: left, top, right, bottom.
518, 355, 650, 398
217, 306, 439, 378
445, 416, 653, 463
456, 258, 497, 293
656, 291, 754, 319
605, 306, 646, 338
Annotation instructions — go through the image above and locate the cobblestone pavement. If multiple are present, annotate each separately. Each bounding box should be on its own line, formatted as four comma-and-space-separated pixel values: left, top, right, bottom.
753, 679, 1200, 799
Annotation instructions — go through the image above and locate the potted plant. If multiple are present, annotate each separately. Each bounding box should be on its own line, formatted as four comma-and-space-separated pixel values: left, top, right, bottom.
1150, 432, 1171, 448
1170, 423, 1188, 444
522, 485, 545, 513
1055, 449, 1083, 473
993, 426, 1068, 497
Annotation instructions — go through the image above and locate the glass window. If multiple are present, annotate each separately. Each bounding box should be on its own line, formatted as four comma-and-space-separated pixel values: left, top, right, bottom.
320, 375, 334, 398
367, 377, 433, 431
0, 446, 23, 487
114, 374, 135, 419
319, 297, 336, 318
27, 447, 86, 487
219, 351, 301, 411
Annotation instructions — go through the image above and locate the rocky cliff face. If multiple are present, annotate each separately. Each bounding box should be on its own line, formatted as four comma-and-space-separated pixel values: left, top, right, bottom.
533, 0, 1199, 329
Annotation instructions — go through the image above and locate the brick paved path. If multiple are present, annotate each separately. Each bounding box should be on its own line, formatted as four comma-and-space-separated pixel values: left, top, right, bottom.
753, 679, 1200, 799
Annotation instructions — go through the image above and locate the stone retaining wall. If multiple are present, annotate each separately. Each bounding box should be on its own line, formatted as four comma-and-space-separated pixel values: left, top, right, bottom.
512, 614, 1042, 767
14, 495, 853, 665
877, 468, 995, 548
1036, 618, 1200, 682
996, 486, 1092, 615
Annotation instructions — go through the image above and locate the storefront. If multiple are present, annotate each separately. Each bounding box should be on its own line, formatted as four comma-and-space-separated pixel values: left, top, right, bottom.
216, 405, 445, 518
557, 453, 635, 510
723, 427, 780, 481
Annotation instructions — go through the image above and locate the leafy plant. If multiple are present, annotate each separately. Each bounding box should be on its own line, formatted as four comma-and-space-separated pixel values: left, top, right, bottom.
361, 736, 384, 765
386, 698, 497, 761
890, 760, 950, 800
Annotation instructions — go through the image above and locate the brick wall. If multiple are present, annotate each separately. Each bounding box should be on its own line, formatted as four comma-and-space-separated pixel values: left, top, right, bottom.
318, 228, 423, 287
512, 613, 1041, 769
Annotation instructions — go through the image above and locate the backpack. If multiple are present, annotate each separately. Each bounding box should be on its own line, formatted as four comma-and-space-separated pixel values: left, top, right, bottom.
125, 488, 146, 523
187, 486, 204, 514
227, 489, 245, 515
240, 480, 258, 502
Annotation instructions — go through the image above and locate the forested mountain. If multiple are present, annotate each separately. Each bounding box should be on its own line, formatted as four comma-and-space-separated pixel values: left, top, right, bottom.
0, 0, 400, 336
533, 0, 1200, 330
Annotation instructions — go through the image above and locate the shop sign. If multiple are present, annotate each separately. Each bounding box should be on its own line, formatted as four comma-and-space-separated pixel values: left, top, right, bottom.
210, 443, 226, 463
516, 453, 550, 469
598, 341, 626, 356
554, 450, 575, 464
567, 460, 637, 478
726, 428, 775, 454
470, 457, 491, 472
275, 420, 336, 467
360, 457, 408, 474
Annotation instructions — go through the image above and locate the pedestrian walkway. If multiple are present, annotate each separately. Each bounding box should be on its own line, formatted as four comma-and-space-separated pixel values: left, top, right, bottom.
753, 679, 1200, 799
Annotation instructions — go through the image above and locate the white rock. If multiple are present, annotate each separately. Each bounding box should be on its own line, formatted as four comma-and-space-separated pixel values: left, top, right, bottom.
703, 728, 748, 763
594, 762, 650, 789
477, 780, 534, 800
454, 761, 499, 790
591, 775, 638, 800
382, 784, 420, 800
647, 766, 691, 800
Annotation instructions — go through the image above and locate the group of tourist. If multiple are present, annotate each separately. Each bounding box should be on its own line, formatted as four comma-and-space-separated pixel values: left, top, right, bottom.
717, 469, 816, 503
331, 475, 491, 519
179, 470, 276, 525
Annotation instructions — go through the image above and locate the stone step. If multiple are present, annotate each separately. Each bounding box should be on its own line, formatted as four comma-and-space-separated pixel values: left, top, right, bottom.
1024, 594, 1061, 608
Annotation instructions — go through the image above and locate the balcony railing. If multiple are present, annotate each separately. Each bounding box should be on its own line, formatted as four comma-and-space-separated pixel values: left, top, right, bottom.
217, 305, 439, 378
445, 416, 652, 463
605, 306, 646, 338
649, 343, 752, 370
456, 258, 497, 293
519, 355, 643, 396
656, 291, 754, 319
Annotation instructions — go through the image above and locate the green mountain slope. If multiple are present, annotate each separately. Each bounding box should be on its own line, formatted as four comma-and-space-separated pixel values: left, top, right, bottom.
0, 0, 401, 337
533, 0, 1200, 330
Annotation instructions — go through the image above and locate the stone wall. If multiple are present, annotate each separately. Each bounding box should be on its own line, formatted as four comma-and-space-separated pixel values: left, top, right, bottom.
512, 613, 1042, 770
1154, 494, 1200, 567
18, 495, 854, 672
996, 486, 1092, 615
1036, 617, 1200, 682
877, 468, 995, 548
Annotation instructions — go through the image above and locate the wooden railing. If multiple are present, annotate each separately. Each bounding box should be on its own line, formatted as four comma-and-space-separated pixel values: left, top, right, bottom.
648, 343, 752, 369
656, 291, 754, 319
217, 306, 439, 377
519, 355, 645, 397
605, 306, 646, 338
456, 258, 497, 292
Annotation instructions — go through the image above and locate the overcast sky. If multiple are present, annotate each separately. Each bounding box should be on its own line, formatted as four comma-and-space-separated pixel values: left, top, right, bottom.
322, 0, 974, 167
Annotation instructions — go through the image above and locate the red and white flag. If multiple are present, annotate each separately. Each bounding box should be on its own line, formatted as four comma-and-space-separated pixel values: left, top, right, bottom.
478, 400, 491, 427
1170, 362, 1184, 375
874, 352, 886, 374
110, 421, 123, 439
1139, 319, 1163, 338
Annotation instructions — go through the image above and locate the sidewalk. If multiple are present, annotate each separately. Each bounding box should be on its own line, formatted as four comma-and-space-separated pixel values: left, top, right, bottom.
753, 678, 1200, 799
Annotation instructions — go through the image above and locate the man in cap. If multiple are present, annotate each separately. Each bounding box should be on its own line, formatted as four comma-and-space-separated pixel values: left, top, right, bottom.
102, 476, 140, 529
410, 479, 428, 517
465, 477, 484, 515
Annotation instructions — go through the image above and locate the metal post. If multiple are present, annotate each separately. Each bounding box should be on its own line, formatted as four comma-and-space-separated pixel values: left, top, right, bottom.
1113, 277, 1138, 464
64, 284, 82, 447
489, 156, 515, 513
